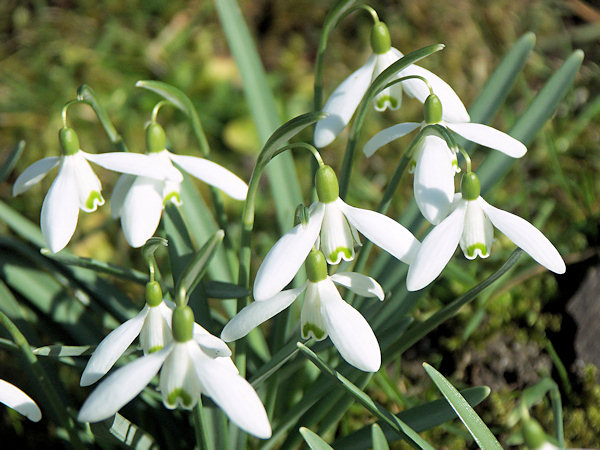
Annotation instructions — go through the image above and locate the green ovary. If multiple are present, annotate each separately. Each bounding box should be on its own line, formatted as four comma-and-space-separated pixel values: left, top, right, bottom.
330, 247, 352, 263
466, 243, 487, 258
167, 388, 192, 407
303, 323, 325, 340
376, 95, 398, 110
85, 191, 104, 210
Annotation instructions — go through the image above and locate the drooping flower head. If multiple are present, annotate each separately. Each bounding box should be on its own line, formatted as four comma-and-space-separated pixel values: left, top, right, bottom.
253, 165, 420, 301
13, 127, 182, 253
364, 94, 527, 225
407, 172, 566, 291
314, 21, 469, 148
223, 249, 384, 372
112, 122, 248, 248
78, 305, 271, 439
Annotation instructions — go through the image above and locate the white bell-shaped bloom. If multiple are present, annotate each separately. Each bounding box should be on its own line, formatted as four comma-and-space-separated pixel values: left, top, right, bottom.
13, 126, 182, 253
223, 250, 385, 372
0, 380, 41, 422
253, 166, 420, 301
112, 149, 248, 248
407, 173, 565, 291
78, 306, 271, 440
314, 42, 468, 148
364, 95, 527, 225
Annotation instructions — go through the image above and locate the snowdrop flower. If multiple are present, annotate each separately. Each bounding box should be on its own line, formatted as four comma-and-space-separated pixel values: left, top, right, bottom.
78, 305, 271, 439
364, 94, 528, 225
407, 172, 566, 291
112, 123, 248, 247
223, 249, 384, 372
12, 127, 182, 253
0, 380, 41, 422
314, 22, 469, 148
80, 281, 225, 387
253, 165, 420, 301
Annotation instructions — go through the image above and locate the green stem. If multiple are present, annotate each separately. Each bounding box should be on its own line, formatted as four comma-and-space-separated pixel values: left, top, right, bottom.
193, 399, 211, 450
61, 99, 84, 128
0, 310, 84, 449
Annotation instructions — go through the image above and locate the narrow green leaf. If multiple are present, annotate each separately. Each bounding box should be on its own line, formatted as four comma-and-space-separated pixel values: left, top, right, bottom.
250, 339, 299, 388
0, 140, 25, 184
176, 230, 224, 299
89, 412, 159, 449
298, 343, 433, 450
371, 424, 389, 450
204, 281, 249, 299
300, 427, 334, 450
33, 344, 94, 357
0, 199, 45, 248
424, 363, 502, 449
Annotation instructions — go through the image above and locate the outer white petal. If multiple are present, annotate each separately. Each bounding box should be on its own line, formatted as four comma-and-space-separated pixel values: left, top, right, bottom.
192, 322, 232, 358
413, 132, 455, 225
407, 200, 467, 291
159, 342, 202, 410
80, 306, 149, 387
320, 202, 356, 265
110, 174, 136, 219
40, 159, 80, 253
188, 343, 271, 439
479, 198, 566, 274
221, 286, 305, 342
0, 380, 41, 422
167, 152, 248, 201
120, 176, 165, 248
82, 151, 183, 182
314, 55, 377, 148
139, 305, 172, 354
318, 279, 381, 372
363, 122, 420, 158
330, 272, 384, 300
13, 156, 60, 196
396, 56, 470, 123
445, 122, 527, 158
337, 199, 420, 264
78, 346, 170, 423
253, 202, 324, 301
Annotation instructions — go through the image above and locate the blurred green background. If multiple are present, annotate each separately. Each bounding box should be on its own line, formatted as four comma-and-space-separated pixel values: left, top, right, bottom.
0, 0, 599, 447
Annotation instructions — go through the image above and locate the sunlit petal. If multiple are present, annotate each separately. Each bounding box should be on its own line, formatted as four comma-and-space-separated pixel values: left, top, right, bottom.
314, 55, 377, 148
363, 122, 420, 157
139, 305, 172, 354
159, 343, 201, 410
330, 272, 384, 300
301, 282, 327, 340
13, 156, 60, 196
221, 286, 305, 342
82, 150, 183, 182
77, 346, 171, 423
320, 202, 355, 264
407, 200, 467, 291
193, 323, 232, 358
167, 152, 248, 200
459, 199, 494, 259
71, 153, 104, 212
120, 176, 164, 248
446, 122, 527, 158
0, 380, 41, 422
80, 306, 149, 387
253, 202, 324, 301
479, 198, 566, 274
372, 50, 402, 111
337, 199, 420, 264
110, 174, 136, 219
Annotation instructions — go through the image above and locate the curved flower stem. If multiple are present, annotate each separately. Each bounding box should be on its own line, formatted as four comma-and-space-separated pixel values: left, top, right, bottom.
151, 100, 171, 122
0, 310, 84, 449
61, 99, 85, 128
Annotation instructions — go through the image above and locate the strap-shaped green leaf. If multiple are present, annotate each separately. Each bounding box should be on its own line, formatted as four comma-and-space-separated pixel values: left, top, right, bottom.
423, 363, 502, 449
300, 427, 334, 450
371, 424, 390, 450
89, 412, 159, 449
0, 140, 25, 185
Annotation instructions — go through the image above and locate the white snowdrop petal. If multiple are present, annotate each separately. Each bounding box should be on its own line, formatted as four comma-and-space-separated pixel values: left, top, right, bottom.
193, 327, 232, 358
13, 156, 60, 196
446, 122, 527, 158
80, 306, 149, 387
363, 122, 420, 158
253, 202, 324, 301
40, 159, 80, 253
330, 272, 385, 300
221, 286, 305, 342
0, 380, 41, 422
189, 343, 272, 439
139, 305, 172, 354
479, 198, 566, 274
167, 152, 248, 200
159, 343, 201, 410
318, 279, 381, 372
120, 177, 165, 248
320, 202, 355, 265
72, 154, 104, 212
459, 200, 494, 260
407, 201, 467, 291
314, 55, 377, 148
337, 199, 420, 264
413, 132, 456, 225
110, 174, 136, 219
82, 151, 183, 182
300, 282, 327, 340
372, 50, 402, 111
77, 346, 170, 423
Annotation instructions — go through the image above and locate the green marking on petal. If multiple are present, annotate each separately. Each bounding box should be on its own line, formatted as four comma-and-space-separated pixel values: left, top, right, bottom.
302, 323, 325, 340
163, 191, 181, 205
167, 388, 193, 407
376, 95, 399, 110
409, 159, 417, 173
85, 191, 104, 210
148, 345, 164, 353
466, 243, 488, 258
330, 247, 352, 263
